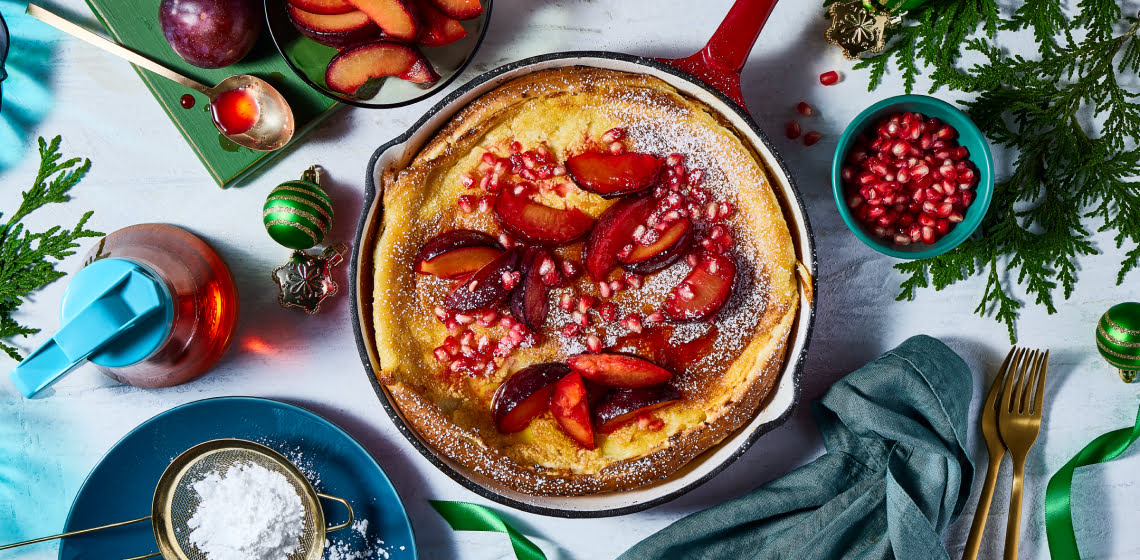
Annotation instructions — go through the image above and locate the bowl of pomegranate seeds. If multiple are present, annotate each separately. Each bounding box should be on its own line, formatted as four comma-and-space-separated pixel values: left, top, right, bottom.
832, 95, 994, 258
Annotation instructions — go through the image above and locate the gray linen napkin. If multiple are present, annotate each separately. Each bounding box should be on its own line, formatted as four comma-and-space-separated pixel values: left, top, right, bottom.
620, 335, 974, 560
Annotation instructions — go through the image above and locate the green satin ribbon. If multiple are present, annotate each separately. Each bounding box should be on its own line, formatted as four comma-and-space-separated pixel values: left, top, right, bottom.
429, 500, 547, 560
1045, 403, 1140, 559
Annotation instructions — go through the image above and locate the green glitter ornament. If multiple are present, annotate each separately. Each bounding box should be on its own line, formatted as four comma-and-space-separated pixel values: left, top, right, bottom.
1096, 302, 1140, 382
263, 166, 334, 250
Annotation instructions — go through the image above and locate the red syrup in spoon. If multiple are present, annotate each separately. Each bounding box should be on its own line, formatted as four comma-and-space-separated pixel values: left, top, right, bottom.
210, 87, 259, 136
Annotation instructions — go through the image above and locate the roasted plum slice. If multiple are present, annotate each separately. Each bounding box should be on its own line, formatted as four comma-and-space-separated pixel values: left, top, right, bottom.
415, 0, 467, 46
493, 184, 594, 246
567, 353, 673, 389
443, 248, 521, 311
594, 386, 681, 434
663, 252, 736, 321
509, 247, 554, 331
620, 217, 692, 274
415, 229, 503, 279
566, 152, 662, 198
288, 7, 383, 49
584, 195, 655, 281
288, 0, 355, 15
491, 362, 569, 433
550, 371, 596, 449
426, 0, 481, 19
341, 0, 419, 40
325, 41, 439, 95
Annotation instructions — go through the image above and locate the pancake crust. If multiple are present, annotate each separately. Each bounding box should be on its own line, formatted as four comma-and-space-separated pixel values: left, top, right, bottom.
372, 67, 800, 495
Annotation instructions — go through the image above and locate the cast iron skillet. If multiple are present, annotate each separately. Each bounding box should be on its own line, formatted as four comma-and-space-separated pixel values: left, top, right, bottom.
351, 0, 817, 518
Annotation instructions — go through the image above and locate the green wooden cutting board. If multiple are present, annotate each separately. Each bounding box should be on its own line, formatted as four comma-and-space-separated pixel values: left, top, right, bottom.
84, 0, 340, 188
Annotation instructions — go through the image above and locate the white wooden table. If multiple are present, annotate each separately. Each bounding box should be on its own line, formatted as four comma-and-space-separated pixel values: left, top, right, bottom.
3, 1, 1139, 558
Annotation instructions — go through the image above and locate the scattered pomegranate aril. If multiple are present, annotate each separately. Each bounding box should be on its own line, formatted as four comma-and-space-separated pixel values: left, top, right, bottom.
586, 334, 603, 352
786, 120, 802, 140
804, 131, 823, 146
819, 71, 840, 86
598, 302, 618, 322
796, 101, 814, 116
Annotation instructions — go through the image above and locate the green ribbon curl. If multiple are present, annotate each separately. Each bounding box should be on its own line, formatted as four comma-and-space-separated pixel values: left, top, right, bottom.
1045, 403, 1140, 559
429, 500, 547, 560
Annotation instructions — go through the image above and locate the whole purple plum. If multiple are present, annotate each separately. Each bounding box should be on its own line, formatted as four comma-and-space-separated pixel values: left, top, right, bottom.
159, 0, 262, 69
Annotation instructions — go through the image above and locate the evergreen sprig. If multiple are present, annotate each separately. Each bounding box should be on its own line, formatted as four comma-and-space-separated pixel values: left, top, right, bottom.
826, 0, 1140, 341
0, 136, 103, 360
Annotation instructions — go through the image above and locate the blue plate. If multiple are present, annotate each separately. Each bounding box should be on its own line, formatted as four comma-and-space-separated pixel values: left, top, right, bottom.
58, 397, 417, 559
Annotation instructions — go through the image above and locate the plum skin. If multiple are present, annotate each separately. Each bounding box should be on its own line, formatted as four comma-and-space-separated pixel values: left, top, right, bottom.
159, 0, 262, 69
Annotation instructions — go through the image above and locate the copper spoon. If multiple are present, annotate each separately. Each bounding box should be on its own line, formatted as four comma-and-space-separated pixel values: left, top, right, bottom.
26, 3, 294, 151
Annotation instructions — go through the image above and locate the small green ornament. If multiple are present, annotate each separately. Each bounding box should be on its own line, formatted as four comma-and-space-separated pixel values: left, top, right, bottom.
263, 166, 334, 250
1096, 302, 1140, 383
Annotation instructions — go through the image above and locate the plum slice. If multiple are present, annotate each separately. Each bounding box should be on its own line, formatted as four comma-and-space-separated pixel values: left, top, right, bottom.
566, 152, 661, 198
443, 248, 521, 311
491, 362, 569, 433
341, 0, 420, 41
288, 6, 382, 48
663, 253, 736, 321
509, 247, 553, 331
426, 0, 482, 19
415, 230, 503, 279
584, 196, 655, 281
620, 217, 692, 274
493, 184, 595, 246
326, 41, 440, 96
287, 0, 355, 15
594, 386, 681, 434
550, 371, 596, 449
415, 0, 467, 46
567, 353, 673, 389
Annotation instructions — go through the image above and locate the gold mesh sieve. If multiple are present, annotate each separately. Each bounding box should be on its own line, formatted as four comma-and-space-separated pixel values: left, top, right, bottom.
0, 439, 353, 560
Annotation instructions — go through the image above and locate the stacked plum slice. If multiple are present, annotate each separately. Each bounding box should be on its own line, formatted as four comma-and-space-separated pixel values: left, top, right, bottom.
286, 0, 483, 95
413, 128, 743, 447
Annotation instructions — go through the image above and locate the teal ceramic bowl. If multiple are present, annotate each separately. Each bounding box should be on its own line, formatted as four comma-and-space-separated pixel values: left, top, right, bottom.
831, 94, 994, 259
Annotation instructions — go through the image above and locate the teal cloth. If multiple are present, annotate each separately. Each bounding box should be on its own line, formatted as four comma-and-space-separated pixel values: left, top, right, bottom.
620, 335, 974, 560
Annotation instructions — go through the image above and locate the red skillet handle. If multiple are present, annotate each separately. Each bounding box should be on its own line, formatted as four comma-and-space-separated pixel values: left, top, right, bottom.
657, 0, 779, 109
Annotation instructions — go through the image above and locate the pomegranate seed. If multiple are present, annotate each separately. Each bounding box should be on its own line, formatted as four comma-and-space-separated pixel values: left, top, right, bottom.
688, 169, 705, 186
609, 141, 625, 155
624, 314, 643, 333
457, 195, 476, 213
501, 271, 520, 290
819, 71, 840, 86
646, 311, 665, 324
921, 226, 936, 244
841, 166, 856, 183
577, 295, 595, 313
562, 323, 581, 338
538, 258, 555, 276
559, 294, 574, 311
571, 311, 589, 327
609, 279, 625, 293
894, 234, 911, 246
705, 202, 719, 221
434, 347, 450, 362
891, 140, 911, 157
500, 316, 515, 329
796, 101, 814, 116
477, 310, 498, 328
677, 283, 696, 301
666, 153, 684, 166
804, 131, 823, 146
455, 313, 474, 326
934, 125, 956, 140
598, 303, 618, 322
948, 211, 965, 223
686, 253, 699, 267
598, 281, 612, 298
602, 128, 625, 143
446, 321, 463, 336
434, 305, 449, 322
786, 120, 802, 140
460, 174, 475, 189
624, 272, 643, 289
586, 335, 603, 352
718, 201, 734, 219
962, 191, 975, 206
560, 259, 580, 278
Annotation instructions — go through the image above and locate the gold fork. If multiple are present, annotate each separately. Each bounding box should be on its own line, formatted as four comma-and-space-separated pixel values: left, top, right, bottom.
961, 348, 1021, 560
998, 348, 1050, 560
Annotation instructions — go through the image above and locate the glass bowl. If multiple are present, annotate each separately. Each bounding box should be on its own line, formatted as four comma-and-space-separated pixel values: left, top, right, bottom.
264, 0, 492, 108
831, 94, 995, 259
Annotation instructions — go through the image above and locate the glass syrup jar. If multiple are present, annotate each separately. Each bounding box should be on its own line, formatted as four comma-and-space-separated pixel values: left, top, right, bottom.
9, 224, 238, 396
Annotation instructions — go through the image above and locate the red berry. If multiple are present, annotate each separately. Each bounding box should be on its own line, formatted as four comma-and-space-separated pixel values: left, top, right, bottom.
796, 102, 814, 116
819, 71, 840, 86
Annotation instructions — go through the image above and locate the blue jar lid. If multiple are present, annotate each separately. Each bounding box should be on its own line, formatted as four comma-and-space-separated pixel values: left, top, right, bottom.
8, 258, 173, 397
